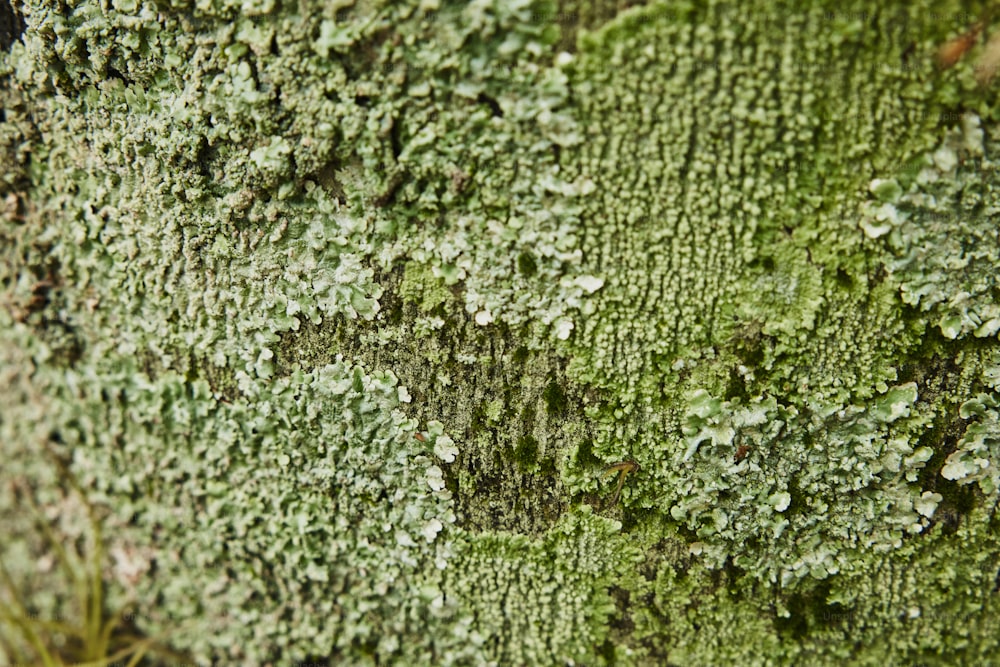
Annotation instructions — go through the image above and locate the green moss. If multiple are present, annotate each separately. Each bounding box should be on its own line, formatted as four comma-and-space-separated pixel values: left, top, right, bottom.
438, 508, 638, 665
543, 379, 568, 416
561, 0, 967, 405
513, 434, 540, 470
538, 455, 557, 476
399, 259, 453, 313
574, 438, 602, 469
511, 345, 530, 364
517, 250, 538, 277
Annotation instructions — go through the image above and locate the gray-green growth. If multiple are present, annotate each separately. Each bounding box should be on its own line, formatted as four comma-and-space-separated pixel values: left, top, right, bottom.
2, 0, 1000, 664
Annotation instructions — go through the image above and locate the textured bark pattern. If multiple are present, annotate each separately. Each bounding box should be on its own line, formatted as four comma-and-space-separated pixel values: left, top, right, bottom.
2, 0, 1000, 664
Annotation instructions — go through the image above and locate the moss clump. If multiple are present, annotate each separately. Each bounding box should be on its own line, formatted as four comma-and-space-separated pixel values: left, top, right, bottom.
517, 250, 539, 277
543, 379, 568, 416
399, 259, 453, 314
511, 345, 530, 365
513, 434, 541, 469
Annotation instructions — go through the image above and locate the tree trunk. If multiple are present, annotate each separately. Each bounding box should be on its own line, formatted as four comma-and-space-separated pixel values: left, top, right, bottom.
2, 0, 999, 664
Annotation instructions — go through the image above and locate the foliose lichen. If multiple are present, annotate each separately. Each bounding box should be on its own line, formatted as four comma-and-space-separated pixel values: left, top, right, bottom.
3, 0, 1000, 664
872, 113, 1000, 340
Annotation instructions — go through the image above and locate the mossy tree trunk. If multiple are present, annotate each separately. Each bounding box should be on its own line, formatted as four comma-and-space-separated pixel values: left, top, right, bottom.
2, 0, 1000, 664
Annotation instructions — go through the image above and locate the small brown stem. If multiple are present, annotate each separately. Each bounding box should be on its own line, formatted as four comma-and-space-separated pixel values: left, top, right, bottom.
602, 460, 640, 507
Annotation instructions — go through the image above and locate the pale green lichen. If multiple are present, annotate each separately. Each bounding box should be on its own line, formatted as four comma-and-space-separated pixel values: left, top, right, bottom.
4, 0, 1000, 664
875, 113, 1000, 340
0, 341, 462, 663
667, 382, 944, 583
630, 502, 1000, 665
943, 392, 1000, 493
